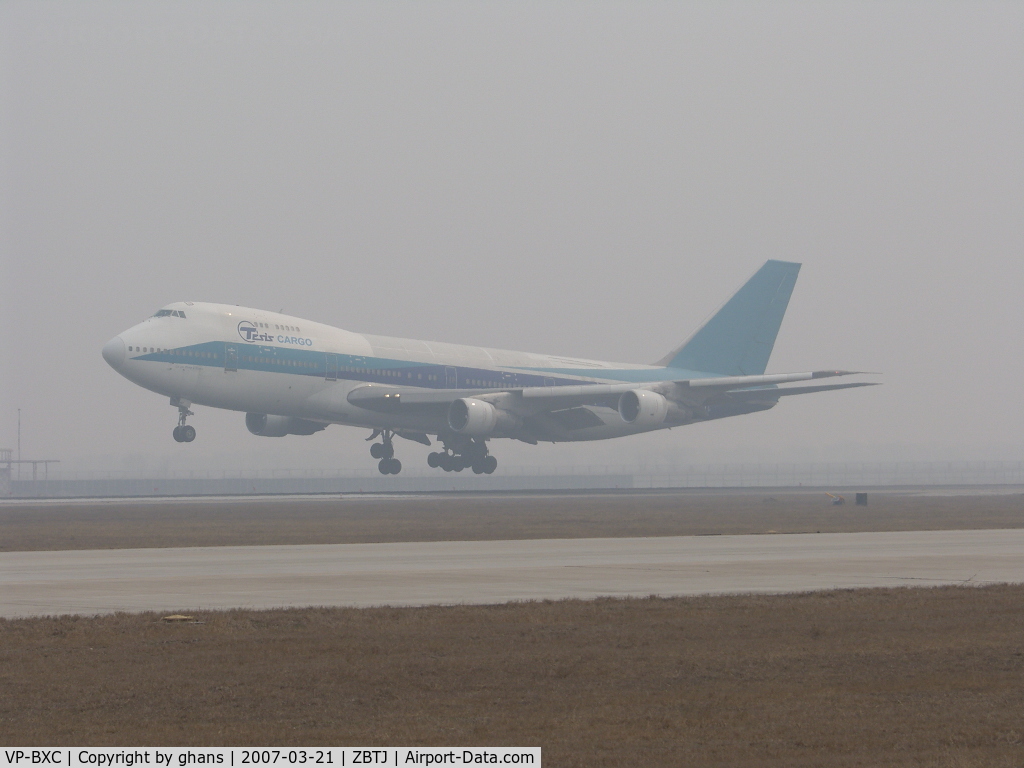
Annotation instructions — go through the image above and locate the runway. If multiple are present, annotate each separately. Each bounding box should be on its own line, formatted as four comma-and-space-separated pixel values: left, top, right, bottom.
2, 484, 1022, 508
3, 528, 1023, 618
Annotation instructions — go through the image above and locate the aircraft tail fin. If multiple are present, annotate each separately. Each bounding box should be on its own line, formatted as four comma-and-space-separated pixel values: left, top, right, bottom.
657, 260, 801, 375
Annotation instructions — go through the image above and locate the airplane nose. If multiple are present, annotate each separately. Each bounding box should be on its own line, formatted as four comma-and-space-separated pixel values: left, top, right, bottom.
102, 336, 126, 369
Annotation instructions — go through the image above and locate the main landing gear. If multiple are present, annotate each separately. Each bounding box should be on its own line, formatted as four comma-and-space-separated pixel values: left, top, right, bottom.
366, 431, 497, 476
368, 429, 402, 475
427, 438, 497, 474
172, 400, 196, 443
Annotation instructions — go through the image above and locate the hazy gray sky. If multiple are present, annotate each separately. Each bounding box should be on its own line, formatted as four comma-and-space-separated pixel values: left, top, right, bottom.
2, 2, 1022, 473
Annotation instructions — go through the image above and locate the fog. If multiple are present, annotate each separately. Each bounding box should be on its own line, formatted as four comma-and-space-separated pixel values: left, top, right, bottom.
2, 2, 1022, 475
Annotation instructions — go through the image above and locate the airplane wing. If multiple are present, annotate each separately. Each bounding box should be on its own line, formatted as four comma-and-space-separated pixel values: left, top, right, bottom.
345, 370, 874, 413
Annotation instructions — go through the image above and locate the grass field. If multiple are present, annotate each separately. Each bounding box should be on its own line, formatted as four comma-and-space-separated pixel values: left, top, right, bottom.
2, 586, 1023, 766
3, 491, 1023, 764
2, 490, 1023, 552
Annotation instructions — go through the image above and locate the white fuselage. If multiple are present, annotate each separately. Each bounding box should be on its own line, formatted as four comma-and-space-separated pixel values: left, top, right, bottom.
102, 301, 702, 443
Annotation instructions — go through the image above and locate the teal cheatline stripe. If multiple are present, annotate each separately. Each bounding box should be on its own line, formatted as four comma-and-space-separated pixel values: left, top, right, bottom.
137, 341, 627, 389
136, 341, 224, 366
660, 260, 801, 376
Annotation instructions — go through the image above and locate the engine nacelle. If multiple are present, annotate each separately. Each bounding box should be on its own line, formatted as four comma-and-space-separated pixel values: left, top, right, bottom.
245, 413, 326, 437
447, 398, 517, 437
617, 389, 670, 427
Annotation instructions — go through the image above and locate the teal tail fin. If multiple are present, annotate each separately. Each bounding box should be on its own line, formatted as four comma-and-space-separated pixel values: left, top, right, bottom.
657, 260, 801, 375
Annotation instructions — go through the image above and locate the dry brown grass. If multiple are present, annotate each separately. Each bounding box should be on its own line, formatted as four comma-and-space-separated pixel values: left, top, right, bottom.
2, 585, 1023, 766
2, 491, 1023, 552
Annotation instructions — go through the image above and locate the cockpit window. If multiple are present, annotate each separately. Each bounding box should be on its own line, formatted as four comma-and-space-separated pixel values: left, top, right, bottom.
153, 309, 186, 318
154, 309, 173, 317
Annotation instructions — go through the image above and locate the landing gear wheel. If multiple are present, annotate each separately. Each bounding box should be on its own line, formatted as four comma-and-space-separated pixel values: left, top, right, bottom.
483, 455, 497, 474
427, 452, 440, 468
370, 435, 394, 460
378, 458, 402, 475
472, 461, 485, 474
173, 400, 195, 444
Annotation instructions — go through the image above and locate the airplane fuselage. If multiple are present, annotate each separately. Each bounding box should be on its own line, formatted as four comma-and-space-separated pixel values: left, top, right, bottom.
101, 262, 874, 474
102, 301, 746, 444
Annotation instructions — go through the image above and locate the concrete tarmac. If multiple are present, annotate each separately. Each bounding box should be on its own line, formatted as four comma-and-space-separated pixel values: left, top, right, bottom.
3, 528, 1024, 618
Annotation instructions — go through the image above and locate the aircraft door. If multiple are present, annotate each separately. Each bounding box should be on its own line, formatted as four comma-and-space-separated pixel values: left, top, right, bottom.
225, 344, 238, 372
325, 353, 338, 382
445, 366, 457, 388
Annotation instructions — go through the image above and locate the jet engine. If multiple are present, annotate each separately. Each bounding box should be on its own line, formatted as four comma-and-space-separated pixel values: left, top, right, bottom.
617, 389, 670, 427
245, 413, 326, 437
447, 398, 518, 437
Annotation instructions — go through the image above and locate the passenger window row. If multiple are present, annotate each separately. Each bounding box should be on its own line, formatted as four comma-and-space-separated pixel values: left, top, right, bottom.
242, 356, 315, 369
128, 346, 214, 360
252, 321, 301, 332
338, 366, 437, 382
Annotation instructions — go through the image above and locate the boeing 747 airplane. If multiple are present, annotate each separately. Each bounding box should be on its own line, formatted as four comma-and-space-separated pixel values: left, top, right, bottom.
102, 260, 875, 475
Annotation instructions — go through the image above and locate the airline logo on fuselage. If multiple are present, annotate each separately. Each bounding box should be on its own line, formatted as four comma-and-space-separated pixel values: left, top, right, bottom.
238, 321, 273, 343
238, 320, 313, 346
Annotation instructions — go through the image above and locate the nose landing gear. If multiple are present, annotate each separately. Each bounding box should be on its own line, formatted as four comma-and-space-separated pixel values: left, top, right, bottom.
173, 424, 196, 443
368, 429, 402, 474
171, 399, 196, 443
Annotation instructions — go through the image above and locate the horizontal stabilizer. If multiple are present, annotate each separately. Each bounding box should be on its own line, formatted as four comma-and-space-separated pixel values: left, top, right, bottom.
725, 381, 879, 401
683, 369, 864, 389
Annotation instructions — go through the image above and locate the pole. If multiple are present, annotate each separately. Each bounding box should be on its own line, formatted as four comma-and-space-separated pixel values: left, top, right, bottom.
17, 409, 20, 482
